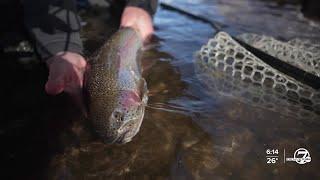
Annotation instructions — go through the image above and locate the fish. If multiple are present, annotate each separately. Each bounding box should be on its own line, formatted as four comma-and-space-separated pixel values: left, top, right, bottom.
85, 27, 148, 144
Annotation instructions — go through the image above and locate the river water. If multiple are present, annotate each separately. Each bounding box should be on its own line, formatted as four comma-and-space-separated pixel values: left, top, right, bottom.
1, 0, 319, 179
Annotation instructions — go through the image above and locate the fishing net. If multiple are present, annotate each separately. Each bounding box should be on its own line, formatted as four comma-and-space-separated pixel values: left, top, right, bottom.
195, 32, 320, 121
237, 33, 320, 77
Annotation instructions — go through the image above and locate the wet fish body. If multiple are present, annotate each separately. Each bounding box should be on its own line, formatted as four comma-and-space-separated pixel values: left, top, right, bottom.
86, 28, 148, 144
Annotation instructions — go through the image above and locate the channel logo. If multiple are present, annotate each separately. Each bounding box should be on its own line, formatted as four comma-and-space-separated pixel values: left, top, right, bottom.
286, 148, 311, 165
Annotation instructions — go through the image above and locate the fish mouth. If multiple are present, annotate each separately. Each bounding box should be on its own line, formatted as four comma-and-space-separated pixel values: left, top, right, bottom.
116, 131, 133, 144
104, 130, 131, 144
102, 121, 137, 144
116, 120, 139, 143
114, 116, 143, 144
100, 113, 143, 144
120, 137, 133, 144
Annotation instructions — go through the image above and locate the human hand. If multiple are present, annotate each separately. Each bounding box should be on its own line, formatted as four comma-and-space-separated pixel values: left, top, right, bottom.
120, 6, 154, 42
45, 52, 87, 115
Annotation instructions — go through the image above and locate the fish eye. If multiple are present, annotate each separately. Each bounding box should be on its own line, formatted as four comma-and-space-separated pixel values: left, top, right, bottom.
113, 111, 123, 121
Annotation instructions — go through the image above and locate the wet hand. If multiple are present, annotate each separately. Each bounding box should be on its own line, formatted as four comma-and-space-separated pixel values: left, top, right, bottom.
120, 6, 154, 42
45, 52, 87, 114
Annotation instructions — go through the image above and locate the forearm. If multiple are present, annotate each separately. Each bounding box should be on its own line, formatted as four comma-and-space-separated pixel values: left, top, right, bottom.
109, 0, 158, 17
23, 0, 83, 60
126, 0, 158, 16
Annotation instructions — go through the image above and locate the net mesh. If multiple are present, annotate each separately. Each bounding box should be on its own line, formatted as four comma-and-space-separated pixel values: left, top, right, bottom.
195, 32, 320, 121
237, 33, 320, 77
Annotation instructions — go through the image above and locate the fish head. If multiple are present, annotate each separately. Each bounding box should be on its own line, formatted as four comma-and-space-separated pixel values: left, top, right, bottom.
88, 79, 148, 144
108, 88, 148, 144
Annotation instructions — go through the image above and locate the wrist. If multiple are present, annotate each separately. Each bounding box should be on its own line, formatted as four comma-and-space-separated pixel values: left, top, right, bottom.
120, 6, 154, 41
126, 0, 158, 16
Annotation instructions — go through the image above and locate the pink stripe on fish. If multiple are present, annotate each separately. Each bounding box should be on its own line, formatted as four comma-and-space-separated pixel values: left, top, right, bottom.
120, 90, 141, 108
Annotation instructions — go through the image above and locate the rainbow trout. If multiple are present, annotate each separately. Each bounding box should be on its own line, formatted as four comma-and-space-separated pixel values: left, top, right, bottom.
85, 27, 148, 144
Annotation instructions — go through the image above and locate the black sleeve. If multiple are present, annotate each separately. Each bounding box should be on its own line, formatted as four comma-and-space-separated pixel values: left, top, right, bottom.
23, 0, 83, 60
126, 0, 158, 16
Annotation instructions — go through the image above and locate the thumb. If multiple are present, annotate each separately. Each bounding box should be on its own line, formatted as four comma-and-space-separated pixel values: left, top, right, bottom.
45, 78, 65, 95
